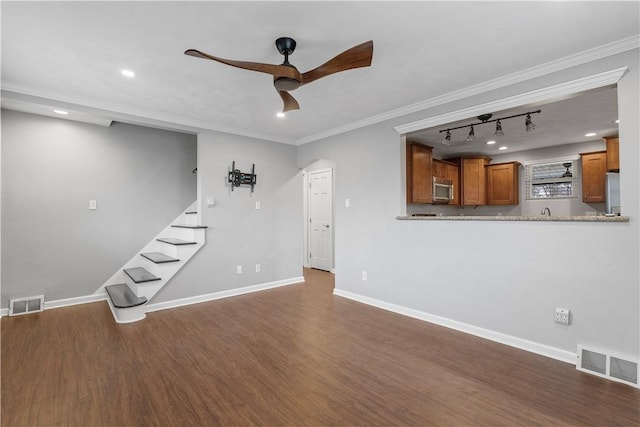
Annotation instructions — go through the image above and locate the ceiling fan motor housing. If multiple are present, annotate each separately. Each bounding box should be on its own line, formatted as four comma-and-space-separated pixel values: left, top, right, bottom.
275, 37, 296, 55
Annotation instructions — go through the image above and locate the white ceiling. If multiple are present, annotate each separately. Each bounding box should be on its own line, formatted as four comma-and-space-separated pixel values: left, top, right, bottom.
1, 1, 639, 145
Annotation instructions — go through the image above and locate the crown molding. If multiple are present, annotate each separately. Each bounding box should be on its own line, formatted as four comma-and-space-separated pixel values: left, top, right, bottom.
295, 35, 639, 145
0, 87, 296, 145
393, 67, 628, 135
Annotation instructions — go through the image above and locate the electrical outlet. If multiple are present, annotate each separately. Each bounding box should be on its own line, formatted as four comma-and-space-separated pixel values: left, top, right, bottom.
89, 200, 97, 210
362, 271, 367, 281
255, 264, 261, 273
236, 265, 242, 274
555, 307, 570, 324
255, 201, 261, 210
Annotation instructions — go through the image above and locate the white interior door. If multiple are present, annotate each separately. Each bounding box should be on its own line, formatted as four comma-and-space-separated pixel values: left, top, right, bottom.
309, 169, 333, 271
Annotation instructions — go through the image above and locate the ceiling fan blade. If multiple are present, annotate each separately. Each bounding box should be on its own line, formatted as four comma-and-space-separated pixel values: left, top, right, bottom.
278, 90, 300, 112
184, 49, 300, 80
300, 40, 373, 86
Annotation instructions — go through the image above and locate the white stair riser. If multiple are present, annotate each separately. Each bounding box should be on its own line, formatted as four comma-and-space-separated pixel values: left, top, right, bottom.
106, 298, 146, 323
169, 227, 196, 241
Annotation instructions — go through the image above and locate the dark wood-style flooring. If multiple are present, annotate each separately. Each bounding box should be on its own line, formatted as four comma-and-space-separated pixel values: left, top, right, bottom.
2, 268, 639, 426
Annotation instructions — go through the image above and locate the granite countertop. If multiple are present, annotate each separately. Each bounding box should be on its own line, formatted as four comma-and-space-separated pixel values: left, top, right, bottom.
397, 215, 629, 222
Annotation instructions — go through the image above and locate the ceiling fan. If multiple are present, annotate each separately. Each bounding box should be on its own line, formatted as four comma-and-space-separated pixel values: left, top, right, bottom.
185, 37, 374, 113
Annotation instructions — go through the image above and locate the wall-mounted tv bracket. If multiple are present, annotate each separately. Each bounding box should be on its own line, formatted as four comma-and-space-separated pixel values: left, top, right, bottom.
227, 161, 257, 192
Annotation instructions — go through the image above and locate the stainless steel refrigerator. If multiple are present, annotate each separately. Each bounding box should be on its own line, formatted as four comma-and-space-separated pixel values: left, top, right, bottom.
606, 172, 621, 215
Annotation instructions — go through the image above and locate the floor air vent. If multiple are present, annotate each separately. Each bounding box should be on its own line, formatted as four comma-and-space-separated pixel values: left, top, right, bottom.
9, 295, 45, 316
577, 345, 638, 387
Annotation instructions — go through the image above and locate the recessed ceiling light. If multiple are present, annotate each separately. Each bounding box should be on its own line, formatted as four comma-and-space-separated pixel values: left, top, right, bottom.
615, 119, 619, 124
121, 69, 135, 78
498, 146, 508, 151
585, 132, 597, 137
53, 109, 69, 115
276, 112, 285, 118
486, 140, 496, 145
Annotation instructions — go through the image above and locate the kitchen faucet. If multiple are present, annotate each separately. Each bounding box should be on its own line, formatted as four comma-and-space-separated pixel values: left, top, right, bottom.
541, 207, 551, 216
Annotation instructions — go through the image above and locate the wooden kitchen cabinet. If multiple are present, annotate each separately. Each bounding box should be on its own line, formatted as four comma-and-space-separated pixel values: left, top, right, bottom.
604, 135, 619, 171
459, 156, 491, 206
581, 151, 607, 203
406, 142, 432, 204
486, 162, 520, 205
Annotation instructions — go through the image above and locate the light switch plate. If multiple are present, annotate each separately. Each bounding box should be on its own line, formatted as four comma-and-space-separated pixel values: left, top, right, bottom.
89, 200, 97, 210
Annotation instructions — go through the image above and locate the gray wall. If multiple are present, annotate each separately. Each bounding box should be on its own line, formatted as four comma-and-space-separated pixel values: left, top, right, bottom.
297, 49, 639, 358
1, 110, 196, 306
152, 131, 303, 302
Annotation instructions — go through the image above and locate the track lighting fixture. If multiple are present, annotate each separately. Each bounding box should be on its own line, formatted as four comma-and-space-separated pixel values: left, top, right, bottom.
439, 109, 541, 143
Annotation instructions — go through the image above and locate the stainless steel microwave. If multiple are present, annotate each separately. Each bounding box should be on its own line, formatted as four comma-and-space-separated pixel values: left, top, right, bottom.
433, 177, 453, 203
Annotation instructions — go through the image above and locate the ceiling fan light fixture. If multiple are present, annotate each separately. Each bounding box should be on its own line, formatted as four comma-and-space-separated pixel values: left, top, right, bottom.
274, 76, 301, 91
525, 113, 536, 132
465, 125, 475, 142
494, 120, 505, 136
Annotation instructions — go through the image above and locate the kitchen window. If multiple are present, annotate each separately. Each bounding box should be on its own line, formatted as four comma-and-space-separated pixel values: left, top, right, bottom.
525, 158, 578, 200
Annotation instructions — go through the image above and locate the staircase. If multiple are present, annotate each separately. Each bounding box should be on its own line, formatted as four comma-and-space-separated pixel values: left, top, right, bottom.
97, 203, 207, 323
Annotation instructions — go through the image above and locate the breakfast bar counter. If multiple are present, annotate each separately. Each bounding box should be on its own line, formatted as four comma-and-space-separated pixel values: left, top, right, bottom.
397, 215, 629, 222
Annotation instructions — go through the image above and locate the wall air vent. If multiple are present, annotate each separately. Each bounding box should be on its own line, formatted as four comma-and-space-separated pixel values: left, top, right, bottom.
9, 295, 45, 316
577, 345, 638, 387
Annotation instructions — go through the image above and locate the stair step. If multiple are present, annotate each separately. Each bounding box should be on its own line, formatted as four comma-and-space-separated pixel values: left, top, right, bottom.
185, 211, 197, 214
171, 224, 208, 229
124, 267, 161, 283
105, 284, 147, 308
156, 237, 197, 245
141, 252, 180, 264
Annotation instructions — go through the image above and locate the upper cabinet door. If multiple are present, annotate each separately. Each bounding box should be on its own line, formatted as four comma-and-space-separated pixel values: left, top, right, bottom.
406, 142, 432, 204
486, 162, 520, 205
581, 151, 607, 203
604, 136, 619, 172
461, 157, 490, 206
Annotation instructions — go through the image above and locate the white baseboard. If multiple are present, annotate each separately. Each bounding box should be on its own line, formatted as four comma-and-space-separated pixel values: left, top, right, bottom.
0, 293, 107, 317
0, 277, 304, 318
333, 288, 577, 365
145, 276, 305, 313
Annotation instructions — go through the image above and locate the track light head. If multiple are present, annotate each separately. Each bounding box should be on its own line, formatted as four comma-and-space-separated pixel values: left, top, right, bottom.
442, 130, 452, 145
465, 125, 475, 142
525, 113, 536, 132
494, 120, 504, 137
